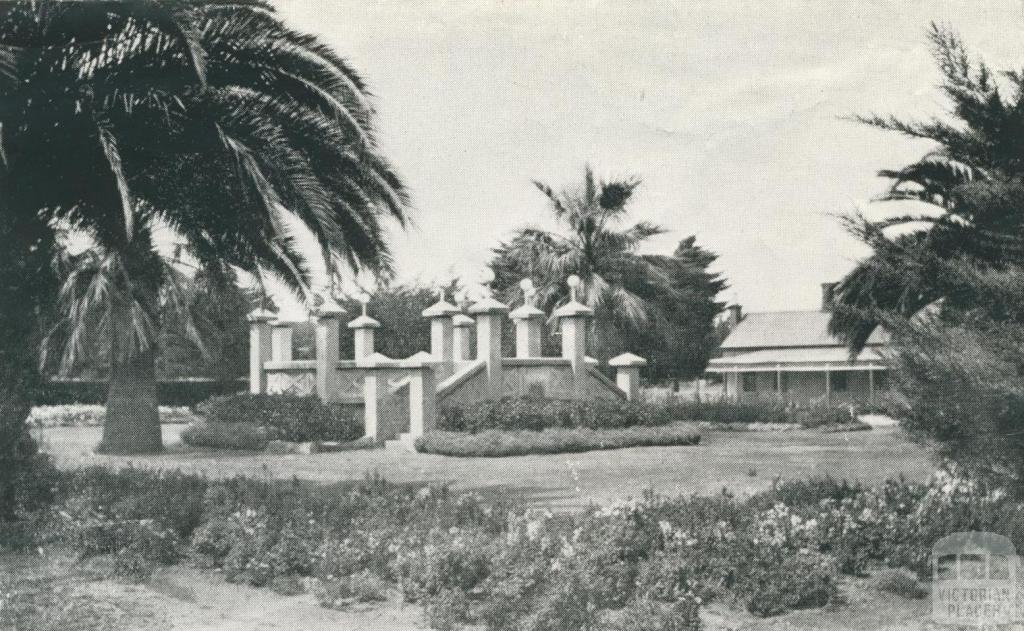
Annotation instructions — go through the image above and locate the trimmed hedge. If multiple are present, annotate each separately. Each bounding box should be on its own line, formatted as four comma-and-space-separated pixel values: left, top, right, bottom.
181, 422, 273, 451
194, 394, 362, 444
667, 398, 857, 428
38, 378, 246, 406
415, 424, 701, 457
438, 396, 673, 433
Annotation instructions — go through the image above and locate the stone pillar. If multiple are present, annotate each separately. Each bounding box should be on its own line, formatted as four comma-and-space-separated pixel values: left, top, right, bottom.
509, 279, 544, 358
348, 296, 381, 360
469, 295, 509, 397
554, 276, 593, 397
609, 353, 647, 401
452, 314, 475, 361
422, 292, 460, 361
407, 360, 437, 439
247, 309, 276, 394
270, 320, 293, 362
363, 369, 381, 440
313, 299, 346, 401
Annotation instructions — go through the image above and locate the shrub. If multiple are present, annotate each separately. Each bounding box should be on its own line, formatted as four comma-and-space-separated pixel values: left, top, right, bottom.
613, 597, 701, 631
744, 552, 838, 616
871, 568, 927, 599
415, 424, 700, 457
668, 397, 861, 429
666, 398, 790, 425
438, 397, 673, 433
196, 394, 362, 443
312, 570, 389, 609
181, 421, 272, 451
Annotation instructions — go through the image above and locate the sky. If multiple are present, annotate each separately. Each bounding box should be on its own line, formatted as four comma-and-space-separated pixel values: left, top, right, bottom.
271, 0, 1024, 313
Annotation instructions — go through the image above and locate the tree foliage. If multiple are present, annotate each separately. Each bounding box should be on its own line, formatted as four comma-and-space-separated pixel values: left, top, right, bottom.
0, 1, 408, 453
491, 167, 725, 378
832, 23, 1024, 350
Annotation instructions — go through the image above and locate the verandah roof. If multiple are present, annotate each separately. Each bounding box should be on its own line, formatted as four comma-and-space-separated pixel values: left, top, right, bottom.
706, 346, 887, 373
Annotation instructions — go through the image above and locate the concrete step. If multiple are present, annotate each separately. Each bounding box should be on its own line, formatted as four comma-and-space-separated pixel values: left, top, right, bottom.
384, 433, 416, 453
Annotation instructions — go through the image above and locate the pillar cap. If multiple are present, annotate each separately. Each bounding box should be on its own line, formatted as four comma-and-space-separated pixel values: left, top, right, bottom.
422, 298, 461, 318
452, 314, 475, 327
553, 299, 593, 319
609, 352, 648, 367
347, 314, 381, 329
247, 308, 278, 323
509, 304, 545, 320
312, 298, 347, 318
468, 296, 510, 314
270, 317, 302, 327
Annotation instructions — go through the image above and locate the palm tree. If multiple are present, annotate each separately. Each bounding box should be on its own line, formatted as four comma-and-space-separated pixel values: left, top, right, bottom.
0, 1, 408, 454
831, 23, 1024, 350
492, 166, 671, 320
490, 166, 678, 360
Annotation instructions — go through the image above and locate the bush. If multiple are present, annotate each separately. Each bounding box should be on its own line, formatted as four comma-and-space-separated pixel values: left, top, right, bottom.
37, 378, 245, 406
613, 597, 701, 631
415, 424, 701, 457
196, 394, 362, 443
438, 396, 673, 433
871, 568, 927, 599
744, 552, 838, 616
313, 570, 390, 609
181, 421, 273, 451
667, 398, 861, 429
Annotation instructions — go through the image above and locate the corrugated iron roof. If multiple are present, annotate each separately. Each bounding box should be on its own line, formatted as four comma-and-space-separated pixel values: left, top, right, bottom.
720, 310, 888, 350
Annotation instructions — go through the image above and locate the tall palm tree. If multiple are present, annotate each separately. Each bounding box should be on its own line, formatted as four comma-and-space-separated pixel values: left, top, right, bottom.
491, 166, 672, 326
0, 1, 408, 453
831, 23, 1024, 350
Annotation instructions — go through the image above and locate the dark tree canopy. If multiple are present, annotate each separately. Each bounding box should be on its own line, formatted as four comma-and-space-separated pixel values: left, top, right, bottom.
832, 23, 1024, 350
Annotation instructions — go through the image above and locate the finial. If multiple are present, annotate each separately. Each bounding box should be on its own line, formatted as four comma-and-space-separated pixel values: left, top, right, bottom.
519, 278, 536, 304
567, 274, 581, 302
479, 268, 496, 297
357, 292, 370, 317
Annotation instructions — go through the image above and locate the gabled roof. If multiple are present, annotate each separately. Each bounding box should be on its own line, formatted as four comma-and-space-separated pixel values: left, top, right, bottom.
720, 310, 888, 350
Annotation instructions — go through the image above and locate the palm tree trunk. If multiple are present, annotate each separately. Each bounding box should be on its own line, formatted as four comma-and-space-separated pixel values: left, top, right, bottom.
100, 343, 161, 454
98, 253, 162, 454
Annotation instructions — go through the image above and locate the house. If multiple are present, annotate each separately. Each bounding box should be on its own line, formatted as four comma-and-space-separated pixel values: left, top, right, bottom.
706, 283, 888, 404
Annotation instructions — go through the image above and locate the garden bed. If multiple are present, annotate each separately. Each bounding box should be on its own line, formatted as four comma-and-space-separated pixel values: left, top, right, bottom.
4, 463, 1005, 630
28, 404, 198, 427
414, 423, 701, 457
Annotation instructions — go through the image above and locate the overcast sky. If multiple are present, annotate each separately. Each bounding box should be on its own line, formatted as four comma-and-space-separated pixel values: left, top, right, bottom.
272, 0, 1024, 313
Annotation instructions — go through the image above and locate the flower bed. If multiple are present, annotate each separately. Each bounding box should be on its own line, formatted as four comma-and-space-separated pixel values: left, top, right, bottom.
11, 465, 1020, 630
28, 405, 197, 427
415, 423, 701, 457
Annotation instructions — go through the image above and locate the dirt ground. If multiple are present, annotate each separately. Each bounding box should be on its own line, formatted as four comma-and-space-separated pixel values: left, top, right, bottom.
35, 424, 936, 510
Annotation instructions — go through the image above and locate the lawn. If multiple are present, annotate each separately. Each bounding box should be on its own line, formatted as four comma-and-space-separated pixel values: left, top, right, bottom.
35, 423, 935, 510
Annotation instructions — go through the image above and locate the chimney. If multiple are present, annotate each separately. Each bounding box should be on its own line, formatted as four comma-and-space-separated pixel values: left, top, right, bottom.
821, 282, 838, 311
727, 304, 743, 327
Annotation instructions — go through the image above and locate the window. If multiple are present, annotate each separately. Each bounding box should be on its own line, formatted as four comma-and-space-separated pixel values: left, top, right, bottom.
742, 373, 757, 393
832, 372, 848, 392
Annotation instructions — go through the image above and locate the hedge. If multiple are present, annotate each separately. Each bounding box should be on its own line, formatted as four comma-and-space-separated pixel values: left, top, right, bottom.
414, 423, 701, 457
38, 378, 247, 406
193, 393, 363, 445
438, 396, 673, 433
